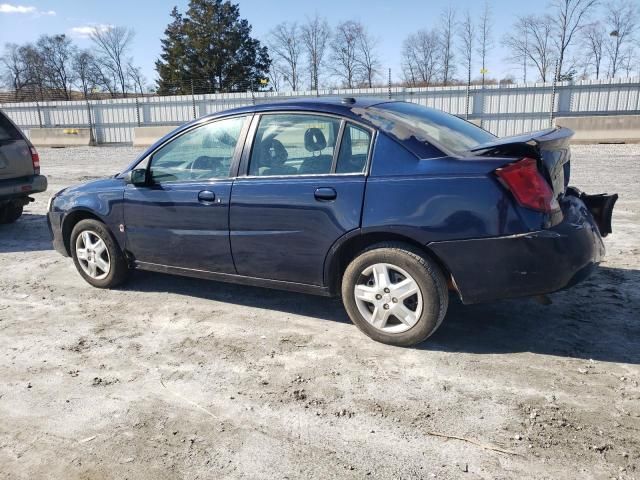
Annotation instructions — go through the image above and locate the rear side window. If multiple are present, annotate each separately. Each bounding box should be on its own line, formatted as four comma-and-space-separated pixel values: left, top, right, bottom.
249, 114, 341, 176
336, 123, 371, 174
0, 112, 22, 141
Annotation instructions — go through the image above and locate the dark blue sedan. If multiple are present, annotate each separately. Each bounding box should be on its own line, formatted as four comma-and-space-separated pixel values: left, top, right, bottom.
47, 98, 617, 346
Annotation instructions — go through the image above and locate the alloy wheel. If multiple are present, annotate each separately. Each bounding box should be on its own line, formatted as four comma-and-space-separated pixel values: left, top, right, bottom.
353, 262, 423, 334
75, 230, 111, 280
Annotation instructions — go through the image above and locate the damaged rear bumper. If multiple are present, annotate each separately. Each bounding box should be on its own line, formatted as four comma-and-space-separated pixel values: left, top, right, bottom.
429, 192, 615, 304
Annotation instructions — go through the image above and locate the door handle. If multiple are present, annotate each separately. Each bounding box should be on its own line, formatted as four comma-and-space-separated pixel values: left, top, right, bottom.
314, 187, 337, 201
197, 190, 216, 203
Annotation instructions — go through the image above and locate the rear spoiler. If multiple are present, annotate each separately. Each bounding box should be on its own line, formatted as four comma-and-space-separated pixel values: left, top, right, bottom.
470, 127, 574, 156
471, 127, 574, 196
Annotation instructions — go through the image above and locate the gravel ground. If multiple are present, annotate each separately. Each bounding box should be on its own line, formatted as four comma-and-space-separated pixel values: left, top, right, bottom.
0, 145, 639, 480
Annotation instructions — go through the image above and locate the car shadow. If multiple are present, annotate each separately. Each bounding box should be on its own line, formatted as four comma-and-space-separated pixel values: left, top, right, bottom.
124, 270, 350, 324
0, 213, 53, 253
3, 213, 638, 365
423, 265, 640, 365
125, 265, 640, 365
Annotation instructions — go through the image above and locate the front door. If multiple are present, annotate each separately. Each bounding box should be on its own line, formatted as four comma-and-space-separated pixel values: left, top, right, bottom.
230, 113, 373, 286
124, 115, 248, 273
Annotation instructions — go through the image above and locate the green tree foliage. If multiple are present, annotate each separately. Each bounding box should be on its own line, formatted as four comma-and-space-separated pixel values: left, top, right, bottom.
155, 0, 270, 94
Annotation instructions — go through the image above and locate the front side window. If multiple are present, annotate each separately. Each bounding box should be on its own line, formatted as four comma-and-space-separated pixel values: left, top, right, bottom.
249, 114, 341, 176
149, 116, 246, 183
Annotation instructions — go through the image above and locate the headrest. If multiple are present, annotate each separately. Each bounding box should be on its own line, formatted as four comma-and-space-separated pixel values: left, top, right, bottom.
261, 138, 288, 165
304, 128, 327, 152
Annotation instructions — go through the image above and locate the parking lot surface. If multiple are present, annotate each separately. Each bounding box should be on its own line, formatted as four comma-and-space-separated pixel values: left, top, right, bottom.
0, 145, 638, 479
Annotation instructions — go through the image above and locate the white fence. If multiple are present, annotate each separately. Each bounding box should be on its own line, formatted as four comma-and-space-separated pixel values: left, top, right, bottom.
2, 77, 639, 144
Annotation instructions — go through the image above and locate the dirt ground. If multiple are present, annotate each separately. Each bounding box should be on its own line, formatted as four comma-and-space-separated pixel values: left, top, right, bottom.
0, 144, 638, 480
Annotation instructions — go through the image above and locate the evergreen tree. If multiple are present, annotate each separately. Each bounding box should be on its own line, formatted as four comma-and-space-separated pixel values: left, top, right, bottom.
155, 7, 189, 94
155, 0, 270, 94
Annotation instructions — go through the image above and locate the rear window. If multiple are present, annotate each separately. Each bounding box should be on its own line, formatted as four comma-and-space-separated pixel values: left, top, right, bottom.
0, 111, 22, 141
366, 102, 495, 156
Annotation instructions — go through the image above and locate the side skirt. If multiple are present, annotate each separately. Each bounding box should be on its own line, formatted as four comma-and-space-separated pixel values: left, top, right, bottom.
134, 261, 332, 297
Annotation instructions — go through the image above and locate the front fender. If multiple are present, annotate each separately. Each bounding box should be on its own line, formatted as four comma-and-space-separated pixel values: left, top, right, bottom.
53, 178, 126, 251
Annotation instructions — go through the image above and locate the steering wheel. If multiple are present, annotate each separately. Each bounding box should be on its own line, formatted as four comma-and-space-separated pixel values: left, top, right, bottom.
189, 155, 223, 179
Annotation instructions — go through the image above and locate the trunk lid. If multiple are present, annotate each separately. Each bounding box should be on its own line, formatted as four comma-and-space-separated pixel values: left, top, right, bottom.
470, 127, 573, 199
0, 111, 34, 180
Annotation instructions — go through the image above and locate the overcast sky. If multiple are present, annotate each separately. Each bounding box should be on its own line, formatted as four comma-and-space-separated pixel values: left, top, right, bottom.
0, 0, 614, 87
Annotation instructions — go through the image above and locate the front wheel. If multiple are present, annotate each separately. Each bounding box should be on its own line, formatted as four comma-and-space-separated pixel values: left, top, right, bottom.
341, 243, 448, 347
70, 219, 130, 288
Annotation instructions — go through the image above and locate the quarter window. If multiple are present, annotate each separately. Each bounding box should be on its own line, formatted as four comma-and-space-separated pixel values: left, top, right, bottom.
335, 123, 371, 174
249, 114, 341, 176
149, 116, 246, 183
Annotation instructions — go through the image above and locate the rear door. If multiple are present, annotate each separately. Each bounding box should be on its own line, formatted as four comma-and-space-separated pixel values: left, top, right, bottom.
0, 111, 33, 180
123, 115, 249, 273
229, 113, 373, 286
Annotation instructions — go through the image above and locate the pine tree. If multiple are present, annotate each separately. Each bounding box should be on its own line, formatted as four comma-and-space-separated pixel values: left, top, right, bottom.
155, 0, 270, 94
155, 7, 189, 94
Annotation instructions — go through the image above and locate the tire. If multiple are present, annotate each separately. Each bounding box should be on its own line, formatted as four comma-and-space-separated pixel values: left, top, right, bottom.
0, 202, 23, 224
341, 242, 448, 347
70, 219, 130, 288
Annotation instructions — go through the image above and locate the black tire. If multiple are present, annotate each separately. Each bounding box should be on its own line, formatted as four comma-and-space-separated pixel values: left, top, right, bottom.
70, 219, 130, 288
0, 202, 23, 224
341, 242, 448, 347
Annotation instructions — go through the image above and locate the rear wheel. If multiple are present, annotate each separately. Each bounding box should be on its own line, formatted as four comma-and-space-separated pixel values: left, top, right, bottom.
341, 243, 448, 346
70, 219, 130, 288
0, 201, 23, 224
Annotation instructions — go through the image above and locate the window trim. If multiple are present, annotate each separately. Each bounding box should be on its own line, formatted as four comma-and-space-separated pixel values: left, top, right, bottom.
127, 113, 252, 185
238, 111, 376, 179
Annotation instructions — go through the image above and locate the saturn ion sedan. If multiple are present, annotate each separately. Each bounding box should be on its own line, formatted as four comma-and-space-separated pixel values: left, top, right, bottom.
47, 98, 617, 346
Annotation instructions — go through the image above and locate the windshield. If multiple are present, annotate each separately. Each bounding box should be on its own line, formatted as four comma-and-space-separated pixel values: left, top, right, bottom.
365, 102, 495, 155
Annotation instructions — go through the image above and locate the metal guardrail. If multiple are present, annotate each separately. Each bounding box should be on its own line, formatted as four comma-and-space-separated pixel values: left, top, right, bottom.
1, 78, 639, 143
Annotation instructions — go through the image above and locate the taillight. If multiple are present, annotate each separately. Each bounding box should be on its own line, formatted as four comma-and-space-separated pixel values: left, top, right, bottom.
495, 157, 558, 213
30, 146, 40, 174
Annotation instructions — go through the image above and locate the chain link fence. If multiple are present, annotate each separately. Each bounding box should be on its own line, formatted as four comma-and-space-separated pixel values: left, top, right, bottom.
1, 77, 639, 144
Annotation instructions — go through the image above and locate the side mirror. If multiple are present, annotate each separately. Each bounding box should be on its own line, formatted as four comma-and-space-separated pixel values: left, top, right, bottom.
124, 168, 147, 186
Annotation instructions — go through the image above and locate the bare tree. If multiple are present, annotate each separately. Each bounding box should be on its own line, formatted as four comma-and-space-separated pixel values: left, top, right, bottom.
477, 1, 493, 86
620, 45, 637, 76
268, 22, 302, 91
459, 10, 475, 85
1, 44, 32, 97
127, 63, 146, 95
581, 22, 606, 78
300, 14, 330, 90
604, 0, 638, 77
439, 7, 456, 85
549, 0, 600, 81
354, 25, 380, 87
90, 25, 135, 95
504, 15, 555, 82
36, 34, 77, 100
330, 21, 362, 88
401, 30, 440, 86
267, 64, 284, 92
72, 50, 99, 97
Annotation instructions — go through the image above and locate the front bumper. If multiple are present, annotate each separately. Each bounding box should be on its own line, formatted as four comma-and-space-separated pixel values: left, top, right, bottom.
47, 211, 68, 257
0, 174, 47, 201
429, 194, 610, 304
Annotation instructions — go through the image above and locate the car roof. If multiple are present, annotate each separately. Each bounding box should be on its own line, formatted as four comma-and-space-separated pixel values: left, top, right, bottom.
205, 96, 393, 122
